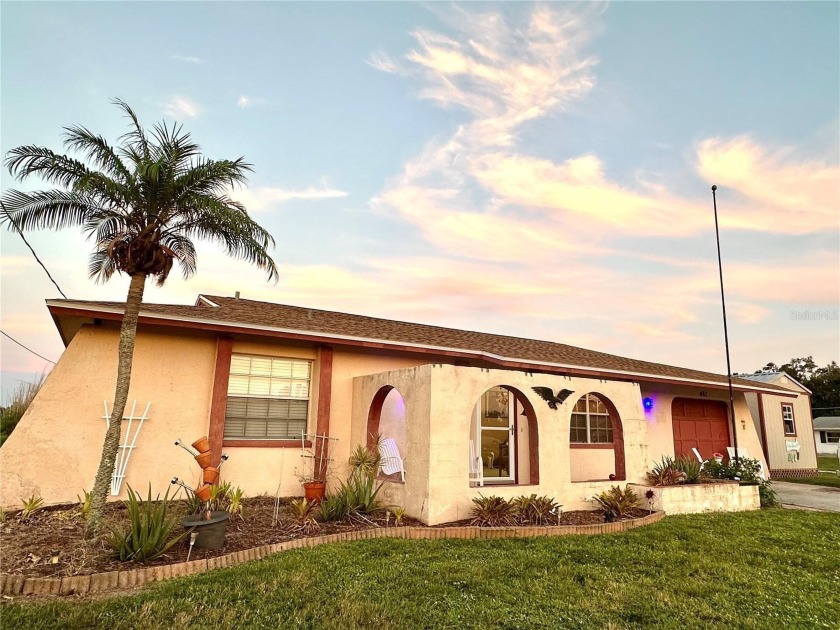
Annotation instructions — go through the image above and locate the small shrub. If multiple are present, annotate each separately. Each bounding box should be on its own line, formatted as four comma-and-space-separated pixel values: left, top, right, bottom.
209, 481, 231, 511
759, 483, 780, 508
391, 507, 406, 526
512, 494, 561, 525
646, 456, 683, 486
20, 494, 44, 521
289, 498, 319, 534
593, 485, 640, 518
470, 495, 516, 527
106, 485, 185, 562
0, 372, 46, 446
227, 486, 245, 519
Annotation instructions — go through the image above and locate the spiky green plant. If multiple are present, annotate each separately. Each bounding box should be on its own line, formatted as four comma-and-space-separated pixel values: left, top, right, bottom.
20, 494, 45, 521
673, 456, 711, 484
227, 486, 245, 519
512, 494, 561, 525
77, 490, 93, 522
391, 507, 406, 526
348, 441, 382, 478
289, 498, 319, 534
646, 456, 684, 486
470, 495, 516, 527
209, 481, 231, 511
593, 485, 640, 518
106, 485, 185, 561
1, 100, 278, 531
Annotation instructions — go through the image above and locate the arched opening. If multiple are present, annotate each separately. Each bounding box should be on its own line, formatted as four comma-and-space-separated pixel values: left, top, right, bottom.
366, 385, 407, 482
469, 385, 539, 486
569, 392, 625, 482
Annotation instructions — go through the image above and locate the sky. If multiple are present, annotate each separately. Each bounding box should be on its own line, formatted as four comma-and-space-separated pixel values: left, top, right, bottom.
1, 2, 838, 397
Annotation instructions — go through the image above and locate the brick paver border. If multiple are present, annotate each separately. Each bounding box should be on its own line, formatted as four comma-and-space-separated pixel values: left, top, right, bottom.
1, 511, 664, 597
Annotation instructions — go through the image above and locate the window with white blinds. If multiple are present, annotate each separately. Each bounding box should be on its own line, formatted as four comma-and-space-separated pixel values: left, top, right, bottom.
225, 354, 312, 440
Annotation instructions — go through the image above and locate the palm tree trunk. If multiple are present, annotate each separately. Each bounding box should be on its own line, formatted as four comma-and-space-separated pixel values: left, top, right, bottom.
88, 272, 147, 532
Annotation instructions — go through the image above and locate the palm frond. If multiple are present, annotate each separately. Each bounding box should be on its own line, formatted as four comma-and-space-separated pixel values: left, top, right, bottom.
160, 233, 197, 279
0, 189, 102, 231
88, 248, 118, 284
112, 98, 150, 161
4, 146, 93, 187
63, 125, 133, 184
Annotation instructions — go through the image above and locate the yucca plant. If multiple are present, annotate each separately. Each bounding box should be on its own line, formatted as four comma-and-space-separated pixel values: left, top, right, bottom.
208, 481, 231, 511
289, 498, 319, 534
646, 456, 684, 486
593, 485, 640, 518
470, 495, 516, 527
20, 494, 45, 521
348, 441, 382, 478
512, 494, 561, 525
106, 485, 185, 561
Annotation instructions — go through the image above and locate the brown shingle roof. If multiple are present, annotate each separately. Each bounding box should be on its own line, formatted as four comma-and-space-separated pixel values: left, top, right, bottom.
48, 294, 790, 393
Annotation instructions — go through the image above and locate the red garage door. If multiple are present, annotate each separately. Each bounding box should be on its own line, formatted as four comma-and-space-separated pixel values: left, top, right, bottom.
672, 398, 730, 460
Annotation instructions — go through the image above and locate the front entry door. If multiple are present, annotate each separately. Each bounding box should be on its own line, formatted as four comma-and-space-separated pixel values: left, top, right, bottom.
477, 387, 516, 483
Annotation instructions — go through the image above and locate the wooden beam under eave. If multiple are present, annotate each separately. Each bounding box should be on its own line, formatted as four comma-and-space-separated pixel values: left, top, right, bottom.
208, 336, 233, 467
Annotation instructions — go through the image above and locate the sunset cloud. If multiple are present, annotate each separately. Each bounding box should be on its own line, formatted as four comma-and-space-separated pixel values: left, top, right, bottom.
162, 95, 201, 118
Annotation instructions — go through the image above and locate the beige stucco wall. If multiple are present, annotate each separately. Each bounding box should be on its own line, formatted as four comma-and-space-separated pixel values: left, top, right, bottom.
0, 325, 216, 508
353, 365, 654, 525
637, 384, 768, 473
628, 482, 760, 514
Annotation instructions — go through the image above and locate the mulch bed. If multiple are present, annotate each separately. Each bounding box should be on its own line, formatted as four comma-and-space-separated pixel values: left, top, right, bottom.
1, 498, 649, 579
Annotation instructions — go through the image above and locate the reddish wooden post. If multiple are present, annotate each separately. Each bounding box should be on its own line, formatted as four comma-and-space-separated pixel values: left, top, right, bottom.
208, 336, 233, 466
314, 346, 334, 475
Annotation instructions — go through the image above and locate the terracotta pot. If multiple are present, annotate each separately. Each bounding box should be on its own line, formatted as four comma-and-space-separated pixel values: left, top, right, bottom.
191, 436, 211, 454
202, 467, 220, 484
195, 484, 213, 502
195, 451, 213, 468
303, 482, 326, 503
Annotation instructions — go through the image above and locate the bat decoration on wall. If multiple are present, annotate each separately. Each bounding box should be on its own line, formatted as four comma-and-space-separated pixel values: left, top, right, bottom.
532, 387, 575, 410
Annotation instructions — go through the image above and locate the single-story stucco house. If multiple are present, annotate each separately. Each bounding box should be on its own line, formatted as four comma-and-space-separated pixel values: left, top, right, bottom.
813, 416, 840, 457
0, 294, 790, 524
741, 372, 819, 478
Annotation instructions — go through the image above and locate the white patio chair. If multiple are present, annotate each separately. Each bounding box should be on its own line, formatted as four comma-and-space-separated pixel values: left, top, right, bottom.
691, 447, 704, 465
469, 439, 484, 487
378, 437, 406, 482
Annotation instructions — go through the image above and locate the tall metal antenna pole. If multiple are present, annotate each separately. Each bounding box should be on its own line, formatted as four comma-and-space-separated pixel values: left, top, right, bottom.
711, 185, 739, 466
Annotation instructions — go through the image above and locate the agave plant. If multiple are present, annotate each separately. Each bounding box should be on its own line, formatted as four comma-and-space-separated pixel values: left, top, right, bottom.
512, 494, 561, 526
646, 456, 684, 486
673, 456, 711, 484
106, 485, 185, 561
20, 494, 45, 521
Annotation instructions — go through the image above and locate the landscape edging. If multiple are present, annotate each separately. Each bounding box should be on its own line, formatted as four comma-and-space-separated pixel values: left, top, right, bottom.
1, 510, 664, 597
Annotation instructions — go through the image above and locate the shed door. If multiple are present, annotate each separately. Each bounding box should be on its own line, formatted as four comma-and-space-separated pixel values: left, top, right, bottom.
671, 398, 730, 459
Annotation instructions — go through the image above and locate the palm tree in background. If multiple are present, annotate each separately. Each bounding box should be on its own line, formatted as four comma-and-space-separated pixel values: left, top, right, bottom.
2, 100, 278, 530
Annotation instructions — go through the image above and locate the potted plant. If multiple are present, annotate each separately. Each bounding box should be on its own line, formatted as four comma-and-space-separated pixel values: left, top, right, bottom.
172, 437, 232, 549
300, 433, 335, 502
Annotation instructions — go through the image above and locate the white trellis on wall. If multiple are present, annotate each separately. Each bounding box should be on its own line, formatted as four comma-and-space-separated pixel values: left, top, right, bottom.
102, 400, 151, 495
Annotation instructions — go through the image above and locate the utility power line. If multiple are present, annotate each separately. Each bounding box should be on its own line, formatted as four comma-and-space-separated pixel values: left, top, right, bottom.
1, 199, 68, 299
0, 330, 56, 364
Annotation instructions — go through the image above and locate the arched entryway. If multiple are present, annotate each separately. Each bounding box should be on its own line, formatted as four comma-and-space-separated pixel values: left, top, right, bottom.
469, 385, 539, 486
366, 385, 407, 481
569, 392, 625, 482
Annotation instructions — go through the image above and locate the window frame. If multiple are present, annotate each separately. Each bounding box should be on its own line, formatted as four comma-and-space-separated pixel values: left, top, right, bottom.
780, 402, 796, 436
223, 353, 314, 442
569, 393, 615, 446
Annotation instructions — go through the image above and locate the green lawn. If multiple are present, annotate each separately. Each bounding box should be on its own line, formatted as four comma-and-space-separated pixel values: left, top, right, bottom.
818, 455, 839, 472
3, 510, 839, 629
776, 456, 840, 488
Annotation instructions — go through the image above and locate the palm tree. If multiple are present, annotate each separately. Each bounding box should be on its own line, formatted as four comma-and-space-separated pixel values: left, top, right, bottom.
1, 100, 278, 530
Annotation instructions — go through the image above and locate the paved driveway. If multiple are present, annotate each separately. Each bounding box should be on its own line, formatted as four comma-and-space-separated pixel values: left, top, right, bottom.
773, 481, 840, 512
